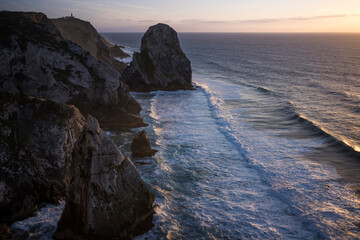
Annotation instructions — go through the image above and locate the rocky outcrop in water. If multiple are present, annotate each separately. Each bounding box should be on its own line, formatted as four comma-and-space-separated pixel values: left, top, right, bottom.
0, 91, 154, 239
0, 90, 85, 223
131, 130, 158, 158
52, 17, 129, 74
55, 115, 154, 239
122, 23, 193, 92
0, 11, 145, 128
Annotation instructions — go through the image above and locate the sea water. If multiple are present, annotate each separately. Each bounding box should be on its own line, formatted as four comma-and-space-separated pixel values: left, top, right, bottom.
103, 33, 360, 239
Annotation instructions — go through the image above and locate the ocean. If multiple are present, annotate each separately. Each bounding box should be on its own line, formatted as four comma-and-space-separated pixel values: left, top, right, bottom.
101, 32, 360, 239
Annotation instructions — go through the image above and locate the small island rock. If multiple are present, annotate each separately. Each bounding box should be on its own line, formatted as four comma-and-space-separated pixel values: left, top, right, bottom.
131, 130, 158, 158
122, 23, 193, 92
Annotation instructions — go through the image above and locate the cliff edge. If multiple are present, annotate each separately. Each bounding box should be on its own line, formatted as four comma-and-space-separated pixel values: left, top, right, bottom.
52, 17, 129, 74
0, 11, 145, 128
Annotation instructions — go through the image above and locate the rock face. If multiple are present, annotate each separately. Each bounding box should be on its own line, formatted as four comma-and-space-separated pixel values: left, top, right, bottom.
122, 23, 193, 92
0, 11, 145, 128
0, 91, 154, 239
0, 90, 85, 223
131, 130, 158, 158
55, 116, 154, 239
52, 17, 129, 74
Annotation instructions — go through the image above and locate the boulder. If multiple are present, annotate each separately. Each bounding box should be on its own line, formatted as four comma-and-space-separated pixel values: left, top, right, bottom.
131, 130, 158, 158
55, 116, 154, 239
122, 23, 193, 92
0, 11, 145, 128
0, 90, 85, 223
52, 17, 129, 74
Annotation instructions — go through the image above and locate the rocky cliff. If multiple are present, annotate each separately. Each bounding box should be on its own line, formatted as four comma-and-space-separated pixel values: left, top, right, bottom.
52, 17, 129, 74
0, 91, 154, 238
121, 23, 193, 92
0, 11, 145, 128
55, 115, 154, 239
0, 90, 85, 223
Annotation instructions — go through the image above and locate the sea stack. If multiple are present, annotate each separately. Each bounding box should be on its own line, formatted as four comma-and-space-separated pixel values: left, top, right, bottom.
131, 130, 158, 158
122, 23, 193, 91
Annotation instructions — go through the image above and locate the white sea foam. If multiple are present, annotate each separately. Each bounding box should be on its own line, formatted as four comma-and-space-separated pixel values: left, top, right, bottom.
114, 47, 134, 64
10, 201, 65, 240
134, 89, 322, 239
195, 76, 360, 239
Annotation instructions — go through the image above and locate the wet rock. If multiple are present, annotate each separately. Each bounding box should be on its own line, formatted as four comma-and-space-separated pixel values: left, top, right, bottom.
131, 130, 158, 158
55, 116, 155, 239
122, 23, 193, 92
0, 11, 145, 128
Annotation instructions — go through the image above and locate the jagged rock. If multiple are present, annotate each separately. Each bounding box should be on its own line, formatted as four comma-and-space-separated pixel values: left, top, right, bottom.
110, 44, 129, 59
131, 130, 158, 158
122, 23, 193, 92
0, 91, 154, 239
52, 17, 129, 74
0, 11, 145, 128
0, 90, 85, 223
55, 116, 154, 240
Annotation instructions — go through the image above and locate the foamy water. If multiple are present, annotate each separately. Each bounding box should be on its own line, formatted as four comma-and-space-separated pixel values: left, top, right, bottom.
13, 33, 360, 239
102, 32, 360, 239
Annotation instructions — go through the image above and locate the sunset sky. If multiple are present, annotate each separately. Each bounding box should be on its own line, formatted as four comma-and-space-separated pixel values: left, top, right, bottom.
1, 0, 360, 32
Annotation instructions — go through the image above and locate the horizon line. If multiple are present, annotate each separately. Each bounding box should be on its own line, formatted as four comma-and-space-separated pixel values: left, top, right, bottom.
100, 31, 360, 34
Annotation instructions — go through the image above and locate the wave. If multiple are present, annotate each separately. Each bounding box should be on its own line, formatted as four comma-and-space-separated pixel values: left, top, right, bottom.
255, 85, 360, 156
206, 61, 241, 74
198, 79, 360, 157
195, 82, 360, 238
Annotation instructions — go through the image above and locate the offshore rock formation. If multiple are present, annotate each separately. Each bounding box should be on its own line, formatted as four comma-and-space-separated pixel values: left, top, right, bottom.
0, 91, 154, 239
52, 17, 129, 74
122, 23, 193, 92
55, 116, 154, 239
131, 130, 158, 158
0, 11, 145, 128
0, 90, 85, 223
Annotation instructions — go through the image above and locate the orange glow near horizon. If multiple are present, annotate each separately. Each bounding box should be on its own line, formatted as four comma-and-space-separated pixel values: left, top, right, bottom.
0, 0, 360, 32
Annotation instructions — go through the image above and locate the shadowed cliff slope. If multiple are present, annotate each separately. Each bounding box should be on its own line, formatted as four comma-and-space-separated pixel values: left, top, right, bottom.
0, 90, 154, 239
52, 17, 129, 74
0, 11, 145, 128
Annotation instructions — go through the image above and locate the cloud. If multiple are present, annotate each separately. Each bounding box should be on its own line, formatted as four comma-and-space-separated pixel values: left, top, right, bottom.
180, 14, 351, 25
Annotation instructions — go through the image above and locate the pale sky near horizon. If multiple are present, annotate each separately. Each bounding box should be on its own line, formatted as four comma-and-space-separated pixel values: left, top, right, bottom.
1, 0, 360, 32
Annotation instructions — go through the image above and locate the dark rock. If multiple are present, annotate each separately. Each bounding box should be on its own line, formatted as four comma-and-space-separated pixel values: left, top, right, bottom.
131, 130, 158, 158
52, 17, 129, 74
0, 91, 154, 239
122, 23, 193, 92
0, 90, 85, 223
111, 44, 130, 59
0, 11, 145, 128
55, 116, 155, 240
0, 224, 11, 240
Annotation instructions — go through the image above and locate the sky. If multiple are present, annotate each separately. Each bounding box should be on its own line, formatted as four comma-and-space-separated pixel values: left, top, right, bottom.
1, 0, 360, 32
